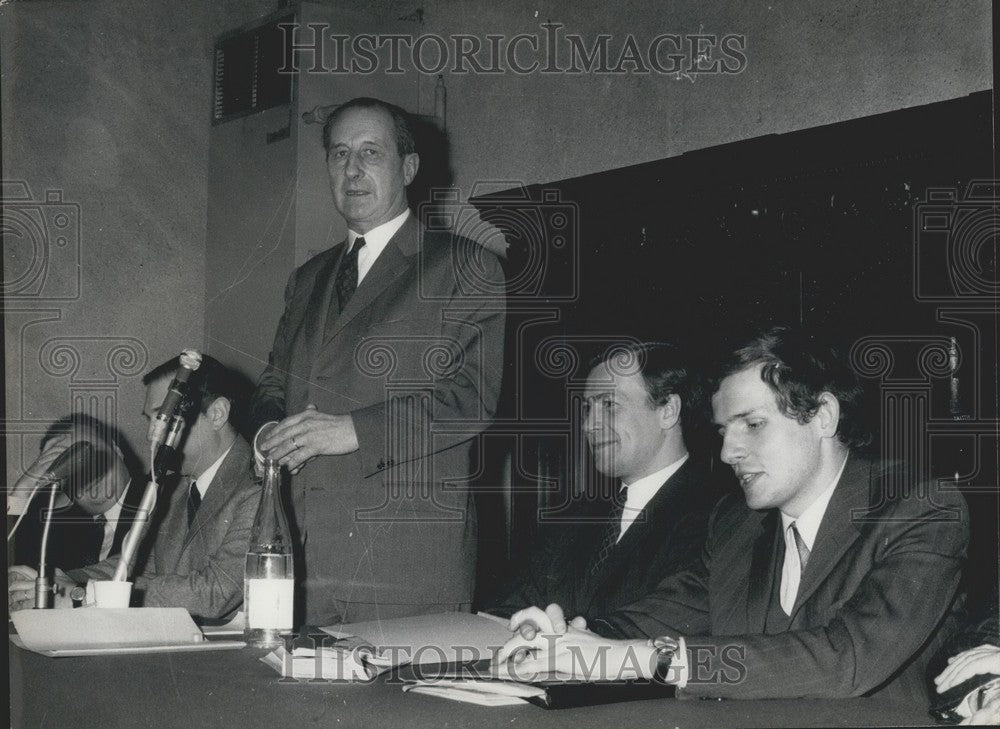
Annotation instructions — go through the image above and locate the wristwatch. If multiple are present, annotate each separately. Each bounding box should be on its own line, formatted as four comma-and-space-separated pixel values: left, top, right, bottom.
648, 635, 680, 683
69, 585, 87, 606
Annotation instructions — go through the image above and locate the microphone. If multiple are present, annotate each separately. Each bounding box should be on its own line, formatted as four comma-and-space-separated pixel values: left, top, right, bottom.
7, 439, 105, 543
153, 415, 186, 478
44, 440, 96, 485
150, 350, 202, 448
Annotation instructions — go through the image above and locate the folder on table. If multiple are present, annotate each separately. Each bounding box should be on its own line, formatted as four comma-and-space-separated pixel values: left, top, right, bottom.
11, 608, 245, 657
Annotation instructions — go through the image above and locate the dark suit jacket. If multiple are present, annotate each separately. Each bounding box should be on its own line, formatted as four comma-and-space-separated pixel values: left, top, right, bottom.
489, 458, 719, 620
251, 214, 505, 624
592, 454, 969, 702
69, 438, 260, 621
15, 478, 143, 571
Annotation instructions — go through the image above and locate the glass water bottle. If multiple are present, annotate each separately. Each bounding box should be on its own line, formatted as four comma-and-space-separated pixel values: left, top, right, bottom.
244, 459, 294, 647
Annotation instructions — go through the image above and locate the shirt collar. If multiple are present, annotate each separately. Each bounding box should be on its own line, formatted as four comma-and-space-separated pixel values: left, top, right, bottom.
347, 208, 409, 258
621, 453, 689, 496
191, 445, 233, 499
616, 454, 689, 541
780, 453, 849, 550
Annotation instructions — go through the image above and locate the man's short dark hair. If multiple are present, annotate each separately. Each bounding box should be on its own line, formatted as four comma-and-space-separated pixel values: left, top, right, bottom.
715, 325, 871, 448
322, 97, 417, 158
590, 342, 700, 428
142, 354, 249, 432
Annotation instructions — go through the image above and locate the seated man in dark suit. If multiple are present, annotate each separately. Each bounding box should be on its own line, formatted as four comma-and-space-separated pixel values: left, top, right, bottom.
488, 341, 718, 622
499, 325, 969, 702
9, 355, 261, 622
10, 414, 142, 571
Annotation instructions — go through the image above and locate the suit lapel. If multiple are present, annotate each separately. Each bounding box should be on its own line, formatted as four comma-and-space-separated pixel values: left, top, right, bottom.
155, 480, 188, 570
583, 488, 626, 602
596, 459, 696, 577
307, 246, 344, 349
183, 440, 253, 548
791, 454, 866, 616
322, 216, 420, 344
587, 460, 702, 610
745, 509, 781, 633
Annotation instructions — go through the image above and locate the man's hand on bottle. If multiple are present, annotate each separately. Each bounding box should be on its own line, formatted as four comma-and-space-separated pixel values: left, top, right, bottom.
260, 405, 359, 475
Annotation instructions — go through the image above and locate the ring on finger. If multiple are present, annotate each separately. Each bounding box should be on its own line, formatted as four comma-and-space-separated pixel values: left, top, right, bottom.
291, 436, 299, 450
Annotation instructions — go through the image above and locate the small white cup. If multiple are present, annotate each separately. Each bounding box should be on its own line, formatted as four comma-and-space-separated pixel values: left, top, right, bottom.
90, 580, 133, 608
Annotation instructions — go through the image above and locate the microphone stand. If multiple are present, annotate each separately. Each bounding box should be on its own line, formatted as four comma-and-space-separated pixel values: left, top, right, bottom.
111, 415, 185, 583
110, 473, 159, 583
111, 349, 200, 583
20, 440, 98, 609
34, 480, 61, 609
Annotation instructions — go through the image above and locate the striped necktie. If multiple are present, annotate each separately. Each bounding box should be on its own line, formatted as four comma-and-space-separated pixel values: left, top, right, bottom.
791, 522, 811, 572
335, 236, 367, 311
590, 488, 627, 577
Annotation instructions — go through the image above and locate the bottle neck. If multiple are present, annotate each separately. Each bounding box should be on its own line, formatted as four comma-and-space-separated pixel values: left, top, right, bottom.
249, 460, 291, 553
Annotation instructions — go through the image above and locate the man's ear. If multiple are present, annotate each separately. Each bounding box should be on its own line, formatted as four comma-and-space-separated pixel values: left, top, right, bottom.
402, 152, 419, 186
813, 392, 841, 439
658, 393, 682, 430
205, 396, 231, 431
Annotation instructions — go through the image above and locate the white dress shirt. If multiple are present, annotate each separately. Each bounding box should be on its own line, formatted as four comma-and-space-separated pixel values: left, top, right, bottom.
778, 455, 849, 614
618, 454, 689, 542
189, 444, 233, 501
347, 208, 410, 286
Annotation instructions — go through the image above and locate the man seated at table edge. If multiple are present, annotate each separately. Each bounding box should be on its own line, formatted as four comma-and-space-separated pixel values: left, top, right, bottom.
487, 340, 720, 624
9, 354, 260, 622
497, 325, 969, 703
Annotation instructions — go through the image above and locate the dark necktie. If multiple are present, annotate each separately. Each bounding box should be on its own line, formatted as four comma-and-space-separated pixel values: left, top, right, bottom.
590, 487, 627, 577
791, 522, 811, 573
187, 481, 201, 529
91, 513, 108, 563
335, 236, 366, 311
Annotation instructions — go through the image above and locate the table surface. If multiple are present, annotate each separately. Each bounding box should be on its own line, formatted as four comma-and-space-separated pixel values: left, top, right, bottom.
10, 642, 938, 729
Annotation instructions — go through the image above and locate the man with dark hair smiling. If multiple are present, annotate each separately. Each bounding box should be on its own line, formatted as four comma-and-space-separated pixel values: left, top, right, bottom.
489, 341, 717, 624
499, 326, 968, 702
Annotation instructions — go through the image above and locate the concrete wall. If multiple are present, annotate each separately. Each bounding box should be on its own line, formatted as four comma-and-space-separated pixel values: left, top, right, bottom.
3, 0, 275, 491
413, 0, 991, 193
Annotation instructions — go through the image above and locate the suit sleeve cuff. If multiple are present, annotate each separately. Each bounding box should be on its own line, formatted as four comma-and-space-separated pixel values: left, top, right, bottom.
674, 636, 689, 688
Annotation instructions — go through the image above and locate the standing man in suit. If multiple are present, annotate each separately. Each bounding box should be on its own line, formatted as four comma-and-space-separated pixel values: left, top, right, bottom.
11, 415, 143, 571
10, 355, 260, 622
252, 97, 505, 625
499, 326, 968, 702
489, 342, 718, 622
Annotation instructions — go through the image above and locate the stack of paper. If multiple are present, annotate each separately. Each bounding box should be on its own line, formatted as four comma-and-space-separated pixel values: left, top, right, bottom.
403, 678, 544, 706
321, 611, 514, 667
